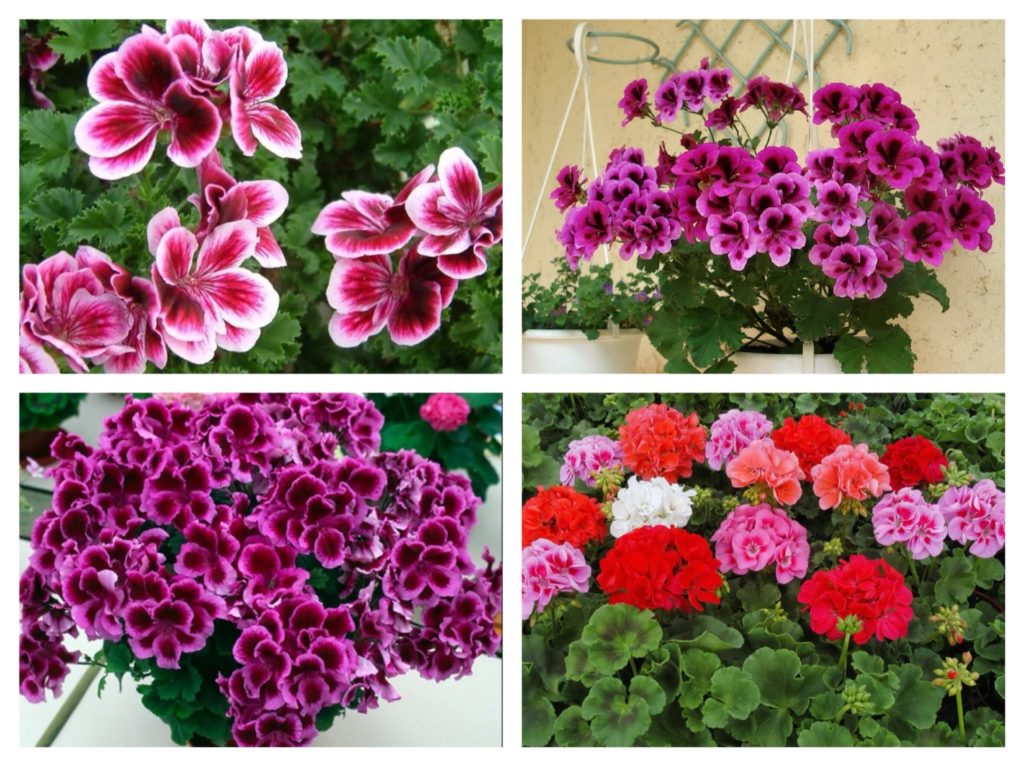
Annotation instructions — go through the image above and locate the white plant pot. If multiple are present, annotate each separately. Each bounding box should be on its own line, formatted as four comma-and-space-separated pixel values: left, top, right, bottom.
522, 329, 643, 374
730, 344, 842, 374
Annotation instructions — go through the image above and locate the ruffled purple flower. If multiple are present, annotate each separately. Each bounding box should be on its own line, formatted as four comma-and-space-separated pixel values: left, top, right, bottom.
814, 180, 866, 237
938, 480, 1005, 558
707, 213, 755, 270
902, 211, 953, 266
618, 79, 649, 125
706, 409, 774, 471
522, 539, 590, 619
124, 577, 226, 669
754, 204, 806, 266
560, 434, 624, 487
757, 146, 801, 176
813, 82, 861, 124
865, 129, 925, 189
942, 187, 996, 252
550, 164, 586, 212
819, 243, 886, 299
808, 224, 858, 266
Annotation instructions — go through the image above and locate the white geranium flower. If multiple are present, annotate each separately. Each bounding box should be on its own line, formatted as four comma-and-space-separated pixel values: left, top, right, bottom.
609, 475, 696, 538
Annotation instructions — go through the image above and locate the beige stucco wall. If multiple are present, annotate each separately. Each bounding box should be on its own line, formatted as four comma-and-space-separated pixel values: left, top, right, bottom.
522, 20, 1005, 373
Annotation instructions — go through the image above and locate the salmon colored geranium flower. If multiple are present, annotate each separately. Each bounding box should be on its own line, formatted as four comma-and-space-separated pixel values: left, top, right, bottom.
725, 439, 804, 505
810, 443, 891, 510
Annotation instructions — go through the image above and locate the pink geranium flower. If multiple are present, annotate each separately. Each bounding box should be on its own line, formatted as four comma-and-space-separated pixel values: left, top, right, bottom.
312, 165, 434, 259
20, 250, 133, 373
75, 34, 222, 179
325, 246, 456, 347
753, 204, 806, 266
230, 42, 302, 159
19, 334, 59, 374
725, 439, 804, 505
152, 220, 280, 364
813, 180, 866, 237
810, 443, 891, 510
188, 152, 289, 268
405, 148, 503, 279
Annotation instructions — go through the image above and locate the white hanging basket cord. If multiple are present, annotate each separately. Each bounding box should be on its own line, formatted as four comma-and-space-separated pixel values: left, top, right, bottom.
523, 22, 609, 265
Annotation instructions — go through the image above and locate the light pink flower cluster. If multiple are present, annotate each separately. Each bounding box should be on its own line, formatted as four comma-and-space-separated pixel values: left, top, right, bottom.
872, 488, 946, 559
22, 20, 297, 373
420, 393, 471, 432
711, 503, 810, 583
74, 19, 300, 180
522, 538, 591, 619
312, 148, 502, 347
938, 480, 1005, 558
560, 434, 624, 487
725, 439, 804, 505
810, 443, 892, 510
705, 409, 773, 471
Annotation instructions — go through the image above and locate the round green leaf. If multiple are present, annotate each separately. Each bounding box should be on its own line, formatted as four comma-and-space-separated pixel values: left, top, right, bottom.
742, 647, 803, 711
629, 674, 667, 716
581, 603, 663, 675
706, 666, 760, 722
553, 705, 597, 747
523, 695, 556, 746
797, 721, 855, 746
674, 615, 744, 652
678, 648, 721, 709
581, 676, 652, 747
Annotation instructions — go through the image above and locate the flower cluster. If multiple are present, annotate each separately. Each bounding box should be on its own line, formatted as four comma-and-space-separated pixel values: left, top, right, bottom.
938, 480, 1005, 558
872, 488, 946, 559
711, 503, 810, 583
75, 20, 300, 179
553, 71, 1003, 303
797, 555, 914, 644
596, 526, 723, 612
705, 409, 773, 471
618, 403, 706, 483
560, 434, 624, 487
521, 486, 607, 549
22, 20, 298, 372
522, 539, 591, 619
810, 443, 891, 511
771, 415, 852, 477
881, 435, 949, 490
313, 148, 502, 347
609, 476, 695, 538
725, 439, 804, 505
19, 394, 501, 747
420, 393, 471, 432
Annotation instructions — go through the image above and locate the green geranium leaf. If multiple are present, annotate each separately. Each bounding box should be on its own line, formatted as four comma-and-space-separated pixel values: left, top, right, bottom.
742, 647, 805, 712
797, 721, 855, 746
886, 664, 944, 732
580, 677, 652, 747
674, 615, 744, 652
678, 648, 721, 709
522, 685, 556, 747
640, 643, 683, 703
850, 651, 886, 676
629, 675, 667, 716
553, 705, 596, 747
744, 706, 794, 746
704, 666, 760, 724
935, 550, 976, 604
580, 603, 662, 675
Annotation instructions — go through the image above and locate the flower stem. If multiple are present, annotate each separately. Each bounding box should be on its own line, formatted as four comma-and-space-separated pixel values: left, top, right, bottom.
906, 553, 921, 587
837, 631, 852, 681
956, 687, 966, 744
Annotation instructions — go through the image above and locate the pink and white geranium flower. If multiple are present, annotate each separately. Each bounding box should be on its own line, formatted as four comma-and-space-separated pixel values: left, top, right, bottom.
152, 220, 280, 364
312, 166, 434, 259
20, 250, 134, 373
75, 33, 222, 179
230, 42, 302, 159
325, 246, 456, 347
405, 148, 503, 279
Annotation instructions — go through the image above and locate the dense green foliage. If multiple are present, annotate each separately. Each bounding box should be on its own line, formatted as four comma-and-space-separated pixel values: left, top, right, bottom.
19, 392, 87, 431
20, 19, 502, 372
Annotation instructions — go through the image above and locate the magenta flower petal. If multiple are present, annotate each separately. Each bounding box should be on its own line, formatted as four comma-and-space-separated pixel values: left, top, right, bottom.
437, 147, 483, 219
218, 323, 261, 353
163, 81, 223, 167
394, 164, 436, 204
312, 193, 417, 259
87, 52, 132, 101
87, 130, 159, 181
254, 228, 287, 268
405, 183, 452, 235
436, 249, 487, 280
388, 281, 443, 345
156, 228, 199, 285
114, 33, 183, 103
243, 43, 287, 101
75, 101, 158, 159
328, 308, 387, 348
195, 220, 258, 275
235, 180, 288, 227
163, 330, 217, 365
19, 334, 59, 374
326, 256, 394, 313
248, 103, 303, 159
198, 269, 279, 330
147, 208, 182, 257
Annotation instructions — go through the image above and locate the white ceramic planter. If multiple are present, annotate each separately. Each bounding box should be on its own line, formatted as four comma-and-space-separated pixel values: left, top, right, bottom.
730, 344, 842, 374
522, 328, 643, 374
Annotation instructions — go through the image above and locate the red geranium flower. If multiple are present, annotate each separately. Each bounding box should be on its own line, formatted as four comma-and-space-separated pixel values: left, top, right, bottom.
797, 554, 914, 644
619, 404, 707, 483
596, 526, 723, 612
881, 435, 948, 490
521, 486, 607, 549
770, 414, 852, 477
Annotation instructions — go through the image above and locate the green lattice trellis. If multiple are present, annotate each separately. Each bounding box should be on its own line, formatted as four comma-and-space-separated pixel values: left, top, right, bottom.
568, 20, 854, 142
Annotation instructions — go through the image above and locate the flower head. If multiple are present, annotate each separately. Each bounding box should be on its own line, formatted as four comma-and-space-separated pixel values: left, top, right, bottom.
811, 443, 891, 510
420, 393, 471, 432
609, 475, 696, 538
770, 415, 851, 477
522, 539, 590, 619
706, 409, 774, 470
872, 488, 946, 559
711, 503, 809, 583
881, 435, 948, 490
618, 403, 706, 483
560, 435, 624, 487
726, 439, 804, 506
522, 486, 607, 549
618, 78, 650, 125
938, 480, 1005, 558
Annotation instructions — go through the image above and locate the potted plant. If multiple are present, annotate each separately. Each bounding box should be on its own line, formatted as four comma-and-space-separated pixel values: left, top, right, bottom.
20, 393, 502, 747
523, 258, 659, 373
19, 393, 86, 464
547, 63, 1003, 372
